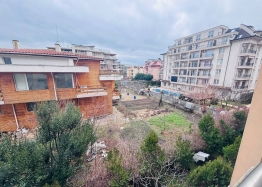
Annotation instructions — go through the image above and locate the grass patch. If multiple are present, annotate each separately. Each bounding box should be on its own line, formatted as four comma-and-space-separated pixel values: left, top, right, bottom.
149, 112, 191, 131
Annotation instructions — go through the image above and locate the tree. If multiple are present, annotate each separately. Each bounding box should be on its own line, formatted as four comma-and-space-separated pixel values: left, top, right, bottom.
175, 136, 193, 170
223, 136, 242, 166
233, 111, 247, 135
198, 114, 222, 153
36, 101, 97, 186
106, 148, 130, 187
219, 119, 237, 147
134, 73, 153, 81
187, 157, 233, 187
0, 101, 97, 187
137, 131, 186, 187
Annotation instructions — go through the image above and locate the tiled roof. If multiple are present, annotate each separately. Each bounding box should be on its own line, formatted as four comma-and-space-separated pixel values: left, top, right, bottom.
0, 48, 103, 60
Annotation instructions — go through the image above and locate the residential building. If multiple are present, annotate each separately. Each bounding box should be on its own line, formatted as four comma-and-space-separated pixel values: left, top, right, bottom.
127, 66, 144, 79
230, 66, 262, 186
0, 40, 122, 132
47, 44, 122, 72
161, 24, 262, 92
144, 59, 163, 80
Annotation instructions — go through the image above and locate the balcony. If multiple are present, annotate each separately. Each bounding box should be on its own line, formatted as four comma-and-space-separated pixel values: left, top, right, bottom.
199, 63, 213, 68
241, 49, 256, 54
235, 74, 251, 80
237, 62, 254, 68
239, 49, 257, 57
76, 86, 108, 98
200, 53, 214, 59
99, 70, 123, 81
0, 87, 4, 105
198, 73, 211, 77
233, 85, 248, 90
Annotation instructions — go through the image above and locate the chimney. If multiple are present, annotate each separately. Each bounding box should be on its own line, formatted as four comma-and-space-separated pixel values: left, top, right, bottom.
71, 44, 75, 53
12, 40, 20, 49
55, 42, 61, 52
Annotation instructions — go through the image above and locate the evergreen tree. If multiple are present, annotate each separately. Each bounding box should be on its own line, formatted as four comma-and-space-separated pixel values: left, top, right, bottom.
107, 148, 130, 187
175, 136, 193, 170
187, 157, 233, 187
223, 136, 242, 166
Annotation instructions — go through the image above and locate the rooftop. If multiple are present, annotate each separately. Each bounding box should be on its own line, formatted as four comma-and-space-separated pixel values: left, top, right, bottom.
0, 48, 103, 60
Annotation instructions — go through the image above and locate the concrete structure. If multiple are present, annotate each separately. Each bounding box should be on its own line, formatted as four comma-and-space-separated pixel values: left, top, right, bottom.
230, 67, 262, 186
144, 59, 163, 80
161, 24, 262, 93
47, 44, 122, 72
0, 40, 121, 132
127, 66, 144, 79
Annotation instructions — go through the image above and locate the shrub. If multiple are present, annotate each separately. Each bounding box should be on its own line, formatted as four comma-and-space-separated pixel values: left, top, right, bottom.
187, 157, 233, 187
210, 98, 218, 105
223, 136, 242, 166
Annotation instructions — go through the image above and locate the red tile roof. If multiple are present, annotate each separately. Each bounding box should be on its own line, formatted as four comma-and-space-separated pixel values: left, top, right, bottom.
0, 48, 103, 60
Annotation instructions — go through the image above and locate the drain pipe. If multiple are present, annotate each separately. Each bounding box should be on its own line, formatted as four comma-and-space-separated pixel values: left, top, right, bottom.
12, 104, 19, 130
51, 72, 58, 100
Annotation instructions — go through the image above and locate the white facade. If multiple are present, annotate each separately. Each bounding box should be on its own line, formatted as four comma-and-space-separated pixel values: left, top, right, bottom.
47, 44, 121, 71
161, 24, 262, 93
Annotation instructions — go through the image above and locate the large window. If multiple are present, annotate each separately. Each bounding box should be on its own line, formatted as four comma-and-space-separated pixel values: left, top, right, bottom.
55, 74, 74, 88
208, 30, 214, 38
171, 76, 178, 82
219, 47, 225, 54
14, 74, 48, 91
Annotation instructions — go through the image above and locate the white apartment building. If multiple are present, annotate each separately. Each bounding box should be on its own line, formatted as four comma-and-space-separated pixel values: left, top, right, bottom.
47, 44, 120, 71
161, 24, 262, 92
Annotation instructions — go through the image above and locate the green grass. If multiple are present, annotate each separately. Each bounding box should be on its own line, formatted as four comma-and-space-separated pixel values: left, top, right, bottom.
149, 112, 191, 131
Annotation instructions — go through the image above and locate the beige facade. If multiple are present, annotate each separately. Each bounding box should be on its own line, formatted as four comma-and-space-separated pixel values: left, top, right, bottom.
230, 67, 262, 186
127, 66, 144, 78
161, 24, 262, 93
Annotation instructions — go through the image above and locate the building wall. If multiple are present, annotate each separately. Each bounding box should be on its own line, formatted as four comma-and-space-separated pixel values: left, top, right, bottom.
0, 59, 114, 132
230, 67, 262, 186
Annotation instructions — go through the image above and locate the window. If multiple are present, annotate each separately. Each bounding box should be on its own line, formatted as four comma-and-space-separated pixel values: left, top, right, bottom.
177, 48, 181, 52
222, 37, 228, 44
14, 74, 48, 91
3, 57, 12, 64
217, 59, 223, 65
196, 34, 201, 41
207, 40, 213, 47
164, 82, 166, 86
205, 50, 214, 57
55, 74, 74, 88
26, 102, 36, 112
214, 79, 219, 84
216, 69, 221, 74
171, 76, 178, 82
208, 30, 214, 38
219, 48, 225, 54
178, 40, 181, 45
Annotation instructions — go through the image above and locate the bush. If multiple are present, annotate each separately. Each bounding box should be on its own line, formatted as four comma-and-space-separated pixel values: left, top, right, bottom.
223, 136, 242, 166
239, 92, 253, 104
210, 98, 218, 105
187, 157, 233, 187
134, 73, 153, 81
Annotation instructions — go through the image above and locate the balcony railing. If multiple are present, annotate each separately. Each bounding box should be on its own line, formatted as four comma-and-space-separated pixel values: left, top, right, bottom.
180, 64, 188, 68
199, 63, 213, 68
241, 49, 256, 54
76, 85, 108, 98
198, 73, 211, 77
235, 74, 251, 78
100, 70, 120, 75
237, 62, 254, 67
233, 85, 248, 90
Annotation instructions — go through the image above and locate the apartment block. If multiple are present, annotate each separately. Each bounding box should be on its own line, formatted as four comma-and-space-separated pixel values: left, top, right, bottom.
127, 66, 144, 79
161, 24, 262, 92
144, 59, 163, 80
0, 40, 122, 132
47, 43, 122, 73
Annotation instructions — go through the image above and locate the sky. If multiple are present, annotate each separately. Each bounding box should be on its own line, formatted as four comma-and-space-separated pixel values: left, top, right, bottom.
0, 0, 262, 65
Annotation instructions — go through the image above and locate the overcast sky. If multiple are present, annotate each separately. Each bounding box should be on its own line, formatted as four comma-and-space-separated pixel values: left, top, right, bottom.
0, 0, 261, 65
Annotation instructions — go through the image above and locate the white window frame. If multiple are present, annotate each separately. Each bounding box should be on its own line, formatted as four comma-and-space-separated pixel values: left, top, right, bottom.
13, 74, 29, 91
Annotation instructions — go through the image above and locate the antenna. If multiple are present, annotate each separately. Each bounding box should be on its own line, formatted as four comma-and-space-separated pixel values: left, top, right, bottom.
56, 25, 58, 42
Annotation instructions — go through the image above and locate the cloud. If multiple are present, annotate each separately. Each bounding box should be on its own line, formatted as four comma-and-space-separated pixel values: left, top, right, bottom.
0, 0, 261, 65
